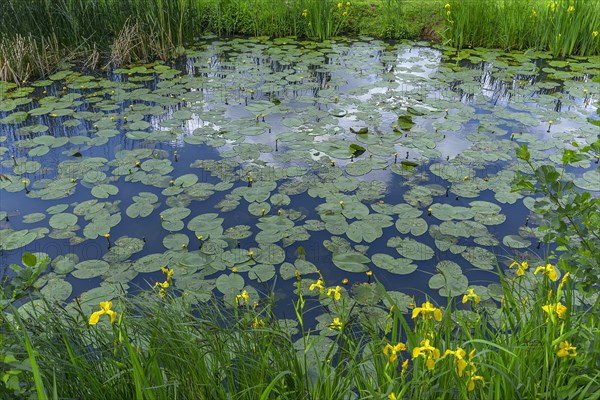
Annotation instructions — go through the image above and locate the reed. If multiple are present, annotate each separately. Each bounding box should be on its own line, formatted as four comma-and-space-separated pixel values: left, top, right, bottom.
443, 0, 600, 57
3, 259, 599, 399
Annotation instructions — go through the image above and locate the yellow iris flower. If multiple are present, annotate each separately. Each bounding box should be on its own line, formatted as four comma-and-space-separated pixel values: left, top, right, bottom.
412, 339, 440, 369
557, 341, 577, 357
462, 288, 480, 304
412, 301, 442, 321
401, 359, 409, 374
542, 301, 567, 320
310, 279, 325, 293
161, 266, 174, 284
327, 285, 342, 301
383, 342, 406, 363
235, 290, 249, 306
89, 301, 117, 325
330, 317, 343, 330
468, 375, 484, 391
509, 261, 528, 277
534, 263, 558, 281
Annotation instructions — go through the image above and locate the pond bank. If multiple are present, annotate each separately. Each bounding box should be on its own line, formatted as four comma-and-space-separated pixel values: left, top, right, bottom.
2, 0, 600, 85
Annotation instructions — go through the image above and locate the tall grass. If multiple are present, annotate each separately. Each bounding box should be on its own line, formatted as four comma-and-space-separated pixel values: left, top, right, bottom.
3, 261, 599, 398
444, 0, 600, 57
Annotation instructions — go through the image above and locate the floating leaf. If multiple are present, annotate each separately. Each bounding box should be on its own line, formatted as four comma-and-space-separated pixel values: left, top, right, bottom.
371, 253, 417, 275
428, 261, 468, 297
332, 252, 370, 273
91, 184, 119, 199
49, 213, 78, 229
503, 235, 531, 249
215, 273, 245, 296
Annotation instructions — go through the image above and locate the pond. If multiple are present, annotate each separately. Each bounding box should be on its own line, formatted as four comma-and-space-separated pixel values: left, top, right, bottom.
1, 37, 599, 318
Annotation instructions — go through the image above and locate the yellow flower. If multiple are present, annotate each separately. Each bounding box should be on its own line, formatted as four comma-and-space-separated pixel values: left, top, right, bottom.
309, 279, 325, 293
330, 317, 342, 330
401, 359, 409, 374
235, 290, 249, 306
411, 301, 442, 321
534, 263, 558, 281
464, 175, 469, 180
412, 339, 440, 370
327, 285, 342, 301
346, 1, 350, 6
366, 270, 373, 277
559, 272, 570, 288
252, 318, 265, 328
161, 267, 174, 284
342, 11, 348, 16
339, 200, 344, 207
388, 393, 397, 400
549, 1, 556, 12
444, 3, 451, 9
468, 375, 484, 391
154, 280, 169, 290
542, 302, 567, 320
103, 233, 110, 238
509, 261, 529, 277
567, 5, 574, 13
530, 9, 537, 18
462, 288, 480, 304
89, 301, 117, 325
442, 347, 477, 377
384, 342, 406, 363
248, 251, 254, 257
342, 278, 349, 285
337, 2, 342, 8
593, 31, 599, 38
557, 341, 577, 357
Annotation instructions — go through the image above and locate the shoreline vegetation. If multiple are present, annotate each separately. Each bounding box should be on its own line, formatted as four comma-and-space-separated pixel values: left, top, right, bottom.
1, 1, 600, 398
0, 0, 599, 84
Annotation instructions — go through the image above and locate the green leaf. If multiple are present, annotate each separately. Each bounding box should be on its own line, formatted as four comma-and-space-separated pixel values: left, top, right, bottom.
516, 144, 530, 162
22, 253, 37, 267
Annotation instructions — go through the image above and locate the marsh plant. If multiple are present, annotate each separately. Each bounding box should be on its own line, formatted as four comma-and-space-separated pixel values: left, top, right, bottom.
301, 0, 352, 41
2, 255, 599, 399
443, 0, 600, 56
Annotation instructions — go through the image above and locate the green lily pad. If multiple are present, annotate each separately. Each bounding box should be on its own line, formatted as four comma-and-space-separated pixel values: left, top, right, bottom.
215, 273, 245, 296
503, 235, 531, 249
332, 252, 370, 273
388, 237, 434, 261
91, 184, 119, 199
371, 253, 417, 275
49, 213, 78, 229
428, 260, 468, 297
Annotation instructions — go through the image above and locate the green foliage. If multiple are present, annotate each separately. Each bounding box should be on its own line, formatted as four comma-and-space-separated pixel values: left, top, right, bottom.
444, 0, 600, 56
2, 259, 599, 399
0, 253, 50, 398
300, 0, 352, 40
513, 142, 600, 291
